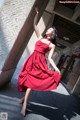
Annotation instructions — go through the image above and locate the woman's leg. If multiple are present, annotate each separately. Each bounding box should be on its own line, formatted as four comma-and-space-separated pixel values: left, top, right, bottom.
20, 88, 31, 116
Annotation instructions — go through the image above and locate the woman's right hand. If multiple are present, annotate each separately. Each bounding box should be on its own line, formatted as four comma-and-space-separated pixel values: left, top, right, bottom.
35, 7, 39, 14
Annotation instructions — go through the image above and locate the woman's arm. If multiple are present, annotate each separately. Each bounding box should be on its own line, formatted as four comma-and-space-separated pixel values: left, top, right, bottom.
33, 8, 42, 39
48, 44, 61, 74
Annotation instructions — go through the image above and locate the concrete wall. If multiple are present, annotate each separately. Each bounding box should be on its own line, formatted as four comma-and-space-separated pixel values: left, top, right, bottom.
0, 0, 35, 71
0, 0, 49, 87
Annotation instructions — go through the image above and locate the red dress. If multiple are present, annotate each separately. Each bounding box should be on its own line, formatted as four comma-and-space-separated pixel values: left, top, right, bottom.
18, 39, 61, 92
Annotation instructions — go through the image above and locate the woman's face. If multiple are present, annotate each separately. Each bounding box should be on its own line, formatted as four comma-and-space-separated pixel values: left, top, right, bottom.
46, 28, 54, 37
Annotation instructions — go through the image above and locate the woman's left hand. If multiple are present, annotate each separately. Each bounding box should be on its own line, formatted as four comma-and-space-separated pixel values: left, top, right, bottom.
55, 69, 61, 75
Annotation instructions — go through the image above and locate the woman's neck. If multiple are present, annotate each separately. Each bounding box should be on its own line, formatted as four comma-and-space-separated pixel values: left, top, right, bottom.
46, 36, 50, 41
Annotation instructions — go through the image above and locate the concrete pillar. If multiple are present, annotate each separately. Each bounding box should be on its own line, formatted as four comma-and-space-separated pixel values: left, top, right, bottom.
0, 0, 49, 87
46, 0, 58, 12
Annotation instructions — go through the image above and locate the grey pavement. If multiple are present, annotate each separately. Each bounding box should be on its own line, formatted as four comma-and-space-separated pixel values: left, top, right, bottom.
0, 81, 80, 120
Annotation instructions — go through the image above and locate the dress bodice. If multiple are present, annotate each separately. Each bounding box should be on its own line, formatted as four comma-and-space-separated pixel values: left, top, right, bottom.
34, 40, 50, 54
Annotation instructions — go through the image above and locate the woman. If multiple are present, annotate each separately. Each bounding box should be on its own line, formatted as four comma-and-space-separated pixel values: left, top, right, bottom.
17, 8, 61, 116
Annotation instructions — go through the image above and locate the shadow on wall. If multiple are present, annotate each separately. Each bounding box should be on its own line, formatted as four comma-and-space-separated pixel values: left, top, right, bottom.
0, 20, 9, 71
27, 91, 80, 120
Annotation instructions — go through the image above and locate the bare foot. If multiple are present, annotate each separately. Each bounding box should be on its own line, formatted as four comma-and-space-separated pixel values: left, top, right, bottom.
20, 109, 26, 117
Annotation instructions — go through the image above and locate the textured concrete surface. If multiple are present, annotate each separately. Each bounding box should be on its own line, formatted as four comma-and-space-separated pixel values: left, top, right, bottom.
0, 0, 35, 70
0, 81, 80, 120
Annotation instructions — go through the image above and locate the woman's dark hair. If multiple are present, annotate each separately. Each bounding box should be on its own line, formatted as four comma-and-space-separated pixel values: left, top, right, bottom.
50, 27, 58, 45
43, 27, 58, 45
